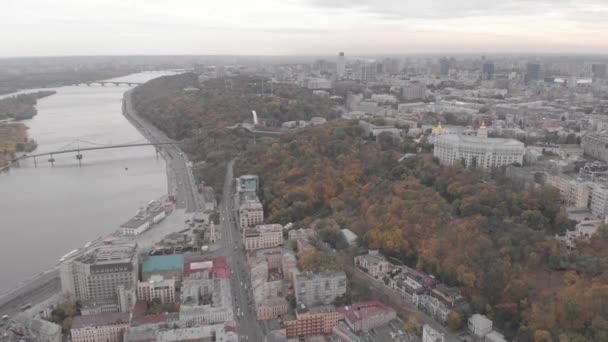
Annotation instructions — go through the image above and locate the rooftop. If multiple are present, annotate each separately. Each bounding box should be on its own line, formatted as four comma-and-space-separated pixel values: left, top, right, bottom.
75, 243, 137, 266
338, 301, 395, 323
71, 312, 130, 329
142, 255, 184, 274
183, 256, 229, 279
436, 133, 524, 147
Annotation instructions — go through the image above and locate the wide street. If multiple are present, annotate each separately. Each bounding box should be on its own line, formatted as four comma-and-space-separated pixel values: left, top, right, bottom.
219, 159, 264, 340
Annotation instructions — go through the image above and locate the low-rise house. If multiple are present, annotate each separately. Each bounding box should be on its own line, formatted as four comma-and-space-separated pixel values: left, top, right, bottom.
468, 314, 493, 338
354, 250, 389, 279
337, 301, 396, 333
420, 284, 465, 323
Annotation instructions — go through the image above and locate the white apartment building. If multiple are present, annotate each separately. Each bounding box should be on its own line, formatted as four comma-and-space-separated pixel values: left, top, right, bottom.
422, 324, 445, 342
582, 133, 608, 163
136, 275, 176, 303
433, 128, 524, 169
590, 183, 608, 217
244, 224, 284, 250
545, 174, 591, 208
468, 314, 493, 338
238, 200, 264, 229
294, 271, 347, 307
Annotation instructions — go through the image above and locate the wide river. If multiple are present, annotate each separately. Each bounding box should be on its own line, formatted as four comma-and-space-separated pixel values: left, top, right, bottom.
0, 71, 175, 293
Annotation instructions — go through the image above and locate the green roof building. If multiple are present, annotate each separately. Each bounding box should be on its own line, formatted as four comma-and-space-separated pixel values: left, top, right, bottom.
141, 255, 184, 281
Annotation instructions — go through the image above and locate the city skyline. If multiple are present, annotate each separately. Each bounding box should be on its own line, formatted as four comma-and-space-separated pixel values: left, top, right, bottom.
2, 0, 608, 57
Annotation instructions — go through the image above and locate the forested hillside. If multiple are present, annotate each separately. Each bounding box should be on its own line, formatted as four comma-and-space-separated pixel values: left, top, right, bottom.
236, 120, 608, 341
131, 73, 339, 189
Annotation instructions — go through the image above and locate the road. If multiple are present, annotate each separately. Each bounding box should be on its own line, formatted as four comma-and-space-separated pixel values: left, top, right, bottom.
218, 159, 264, 341
0, 269, 60, 324
122, 90, 199, 212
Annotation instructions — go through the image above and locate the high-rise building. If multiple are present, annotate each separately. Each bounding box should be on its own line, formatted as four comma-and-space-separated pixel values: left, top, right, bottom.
356, 61, 377, 82
337, 52, 346, 78
482, 62, 495, 80
592, 63, 607, 80
60, 244, 138, 305
525, 63, 541, 83
439, 57, 450, 76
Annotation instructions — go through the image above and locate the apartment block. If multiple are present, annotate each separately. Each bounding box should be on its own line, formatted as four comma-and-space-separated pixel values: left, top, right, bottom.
294, 271, 347, 307
285, 305, 339, 338
71, 312, 130, 342
244, 224, 284, 250
60, 244, 138, 305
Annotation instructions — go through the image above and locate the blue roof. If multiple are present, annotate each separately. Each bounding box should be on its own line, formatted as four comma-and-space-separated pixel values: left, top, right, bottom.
142, 255, 184, 273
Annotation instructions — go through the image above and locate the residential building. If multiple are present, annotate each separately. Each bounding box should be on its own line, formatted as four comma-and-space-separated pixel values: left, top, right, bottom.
244, 224, 284, 250
337, 301, 396, 333
582, 133, 608, 163
485, 331, 507, 342
354, 250, 390, 279
285, 305, 339, 338
124, 323, 238, 342
238, 195, 264, 229
236, 174, 259, 192
434, 130, 524, 169
359, 121, 402, 139
402, 82, 426, 101
5, 316, 62, 342
70, 312, 130, 342
590, 183, 608, 217
545, 174, 591, 208
179, 277, 234, 325
423, 324, 445, 342
136, 275, 176, 303
526, 62, 541, 83
60, 243, 138, 305
332, 320, 361, 342
294, 271, 347, 307
420, 285, 465, 323
468, 314, 493, 338
337, 52, 346, 78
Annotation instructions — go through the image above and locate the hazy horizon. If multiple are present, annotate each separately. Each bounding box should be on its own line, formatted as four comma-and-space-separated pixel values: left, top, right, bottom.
2, 0, 608, 57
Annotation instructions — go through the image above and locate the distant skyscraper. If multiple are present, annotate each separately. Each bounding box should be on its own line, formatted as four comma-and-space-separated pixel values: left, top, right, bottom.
481, 62, 495, 80
592, 63, 607, 80
439, 57, 450, 76
337, 52, 345, 78
357, 61, 377, 82
526, 63, 541, 83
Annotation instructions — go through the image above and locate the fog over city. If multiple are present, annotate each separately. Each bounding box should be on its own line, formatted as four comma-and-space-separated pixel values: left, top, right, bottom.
2, 0, 608, 56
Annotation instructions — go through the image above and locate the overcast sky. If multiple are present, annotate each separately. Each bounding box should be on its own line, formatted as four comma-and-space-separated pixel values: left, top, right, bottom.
2, 0, 608, 57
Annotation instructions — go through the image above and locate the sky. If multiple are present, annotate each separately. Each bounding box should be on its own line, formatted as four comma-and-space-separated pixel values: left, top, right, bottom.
2, 0, 608, 57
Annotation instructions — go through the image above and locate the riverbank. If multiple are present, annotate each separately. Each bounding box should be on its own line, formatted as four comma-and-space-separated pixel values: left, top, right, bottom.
0, 81, 181, 319
0, 90, 56, 121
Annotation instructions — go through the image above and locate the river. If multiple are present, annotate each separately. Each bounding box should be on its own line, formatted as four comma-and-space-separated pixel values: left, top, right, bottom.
0, 71, 176, 293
